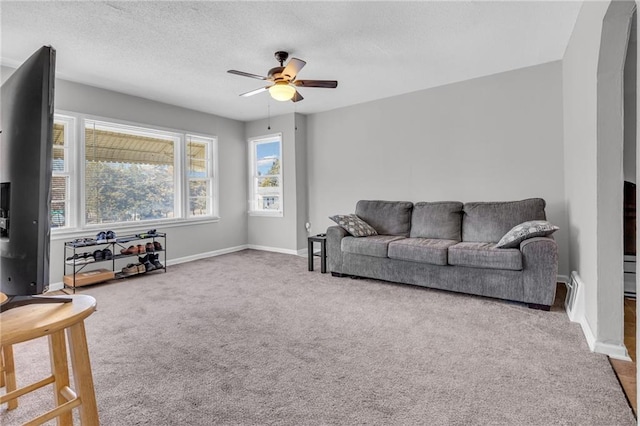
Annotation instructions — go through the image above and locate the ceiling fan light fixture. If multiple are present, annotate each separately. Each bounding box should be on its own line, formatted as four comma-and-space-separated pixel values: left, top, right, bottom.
269, 82, 296, 101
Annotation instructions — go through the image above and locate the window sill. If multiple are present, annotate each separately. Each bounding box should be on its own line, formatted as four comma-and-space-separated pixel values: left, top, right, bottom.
248, 211, 283, 218
51, 216, 221, 241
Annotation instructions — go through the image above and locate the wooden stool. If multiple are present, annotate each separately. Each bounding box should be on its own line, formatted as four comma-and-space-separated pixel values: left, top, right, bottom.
0, 295, 99, 425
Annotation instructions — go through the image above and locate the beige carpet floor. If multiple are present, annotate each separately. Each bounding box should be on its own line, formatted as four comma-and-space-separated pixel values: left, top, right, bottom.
0, 249, 635, 425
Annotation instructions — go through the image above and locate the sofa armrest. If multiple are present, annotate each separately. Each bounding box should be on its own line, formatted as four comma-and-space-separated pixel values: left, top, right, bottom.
520, 237, 558, 307
327, 226, 348, 273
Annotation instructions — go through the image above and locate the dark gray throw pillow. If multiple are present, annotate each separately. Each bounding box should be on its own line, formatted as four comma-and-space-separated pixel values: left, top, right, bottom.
329, 214, 378, 237
496, 220, 559, 249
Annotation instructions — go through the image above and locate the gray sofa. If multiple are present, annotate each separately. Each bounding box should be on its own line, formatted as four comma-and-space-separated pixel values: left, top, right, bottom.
327, 199, 558, 310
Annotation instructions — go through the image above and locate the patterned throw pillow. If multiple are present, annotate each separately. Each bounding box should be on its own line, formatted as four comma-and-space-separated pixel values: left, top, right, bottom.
329, 214, 378, 237
496, 220, 559, 249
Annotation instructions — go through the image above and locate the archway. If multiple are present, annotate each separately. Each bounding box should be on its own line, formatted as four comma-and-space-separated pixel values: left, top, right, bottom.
596, 0, 637, 359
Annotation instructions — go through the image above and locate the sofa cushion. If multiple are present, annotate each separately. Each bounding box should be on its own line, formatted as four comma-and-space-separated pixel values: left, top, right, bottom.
329, 214, 378, 237
496, 220, 559, 249
342, 235, 406, 258
388, 238, 458, 266
410, 202, 463, 241
462, 198, 546, 243
355, 200, 413, 237
448, 242, 522, 271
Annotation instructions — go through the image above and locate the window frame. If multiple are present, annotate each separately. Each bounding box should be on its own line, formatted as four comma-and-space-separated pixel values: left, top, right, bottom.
51, 114, 76, 229
185, 133, 218, 219
51, 111, 219, 236
248, 134, 283, 217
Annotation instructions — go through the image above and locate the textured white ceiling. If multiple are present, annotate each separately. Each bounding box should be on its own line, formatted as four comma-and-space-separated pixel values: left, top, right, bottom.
0, 1, 582, 122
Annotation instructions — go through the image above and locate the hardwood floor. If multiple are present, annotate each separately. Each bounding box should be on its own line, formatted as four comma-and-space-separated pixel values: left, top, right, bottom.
610, 297, 637, 416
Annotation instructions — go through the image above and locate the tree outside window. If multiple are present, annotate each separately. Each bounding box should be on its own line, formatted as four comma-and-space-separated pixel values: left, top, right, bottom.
249, 136, 282, 216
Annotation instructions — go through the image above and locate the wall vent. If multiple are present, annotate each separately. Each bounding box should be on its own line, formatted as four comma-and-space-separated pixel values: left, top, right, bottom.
565, 274, 578, 315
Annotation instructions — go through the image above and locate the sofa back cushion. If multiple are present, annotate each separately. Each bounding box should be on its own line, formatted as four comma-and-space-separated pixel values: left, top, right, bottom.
410, 202, 464, 241
355, 200, 414, 236
462, 198, 547, 243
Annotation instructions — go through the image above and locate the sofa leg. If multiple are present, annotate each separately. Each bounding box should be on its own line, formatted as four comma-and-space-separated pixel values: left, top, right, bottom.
528, 303, 551, 311
331, 272, 348, 278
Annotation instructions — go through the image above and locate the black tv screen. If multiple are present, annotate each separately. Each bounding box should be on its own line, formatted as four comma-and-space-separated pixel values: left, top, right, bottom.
0, 46, 56, 296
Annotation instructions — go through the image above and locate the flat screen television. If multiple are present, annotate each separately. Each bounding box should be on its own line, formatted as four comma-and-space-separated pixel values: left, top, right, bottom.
1, 45, 70, 311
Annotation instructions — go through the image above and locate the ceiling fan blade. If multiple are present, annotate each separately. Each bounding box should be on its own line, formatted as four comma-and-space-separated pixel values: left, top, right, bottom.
292, 90, 304, 103
294, 80, 338, 89
240, 86, 270, 97
228, 70, 268, 80
282, 58, 306, 80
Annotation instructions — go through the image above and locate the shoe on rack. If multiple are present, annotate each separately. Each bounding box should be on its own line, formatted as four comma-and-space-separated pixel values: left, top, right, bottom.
137, 244, 146, 254
93, 249, 104, 261
153, 241, 163, 251
137, 229, 157, 239
106, 230, 117, 242
145, 242, 155, 253
66, 253, 95, 265
151, 253, 164, 269
96, 231, 107, 243
136, 263, 146, 274
70, 238, 90, 247
102, 248, 113, 260
139, 255, 155, 272
122, 264, 139, 277
120, 246, 138, 255
65, 254, 82, 265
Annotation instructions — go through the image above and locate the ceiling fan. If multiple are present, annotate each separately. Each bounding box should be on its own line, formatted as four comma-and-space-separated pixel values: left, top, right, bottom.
228, 51, 338, 103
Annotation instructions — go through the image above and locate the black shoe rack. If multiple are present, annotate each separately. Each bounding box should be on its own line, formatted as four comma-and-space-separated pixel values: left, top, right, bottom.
63, 232, 167, 293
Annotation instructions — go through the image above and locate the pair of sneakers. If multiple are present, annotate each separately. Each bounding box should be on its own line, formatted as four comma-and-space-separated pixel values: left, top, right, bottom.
65, 252, 95, 265
96, 230, 116, 244
93, 248, 113, 261
122, 263, 146, 277
137, 229, 158, 239
138, 253, 163, 272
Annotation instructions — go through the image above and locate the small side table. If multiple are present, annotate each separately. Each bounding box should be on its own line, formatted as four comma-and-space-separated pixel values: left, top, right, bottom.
308, 234, 327, 273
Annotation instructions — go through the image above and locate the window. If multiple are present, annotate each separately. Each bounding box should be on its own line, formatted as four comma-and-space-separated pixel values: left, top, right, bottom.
248, 135, 282, 216
84, 120, 179, 225
50, 113, 217, 231
186, 135, 216, 218
51, 116, 75, 229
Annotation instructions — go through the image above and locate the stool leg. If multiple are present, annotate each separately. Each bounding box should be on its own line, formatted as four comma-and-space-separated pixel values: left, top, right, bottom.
1, 345, 17, 410
0, 347, 4, 389
0, 346, 6, 388
308, 239, 314, 271
67, 321, 99, 425
49, 330, 73, 426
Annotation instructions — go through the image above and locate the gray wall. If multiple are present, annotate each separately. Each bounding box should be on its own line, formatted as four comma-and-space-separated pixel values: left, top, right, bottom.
294, 114, 310, 250
245, 113, 309, 253
562, 0, 617, 343
306, 61, 568, 275
624, 13, 637, 184
1, 66, 248, 285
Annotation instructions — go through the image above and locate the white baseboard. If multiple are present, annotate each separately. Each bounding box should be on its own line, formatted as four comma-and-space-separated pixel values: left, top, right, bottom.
247, 244, 302, 256
566, 271, 632, 361
168, 244, 248, 266
48, 281, 65, 292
